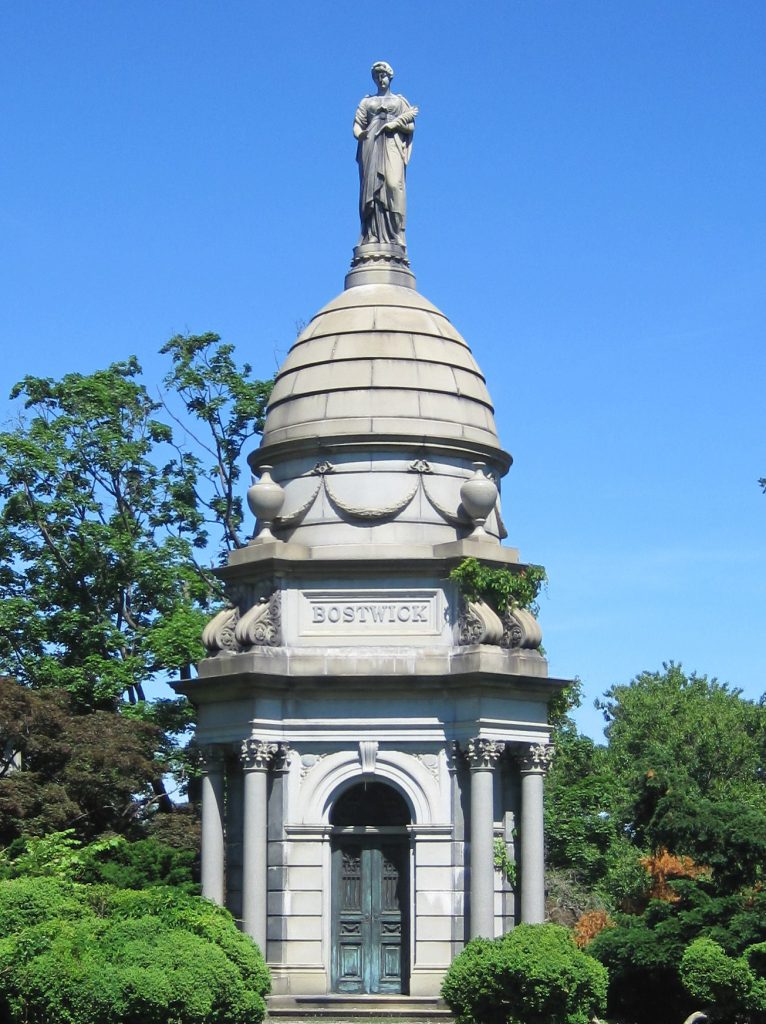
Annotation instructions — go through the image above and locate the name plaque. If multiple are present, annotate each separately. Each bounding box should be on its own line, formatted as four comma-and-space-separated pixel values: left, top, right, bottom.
298, 589, 441, 637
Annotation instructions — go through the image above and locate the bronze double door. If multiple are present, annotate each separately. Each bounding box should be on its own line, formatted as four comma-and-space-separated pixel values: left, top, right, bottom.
331, 836, 409, 994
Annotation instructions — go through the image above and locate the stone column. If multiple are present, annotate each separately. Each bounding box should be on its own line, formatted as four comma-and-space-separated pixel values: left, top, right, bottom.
200, 745, 226, 905
517, 742, 554, 924
241, 738, 278, 951
467, 738, 505, 938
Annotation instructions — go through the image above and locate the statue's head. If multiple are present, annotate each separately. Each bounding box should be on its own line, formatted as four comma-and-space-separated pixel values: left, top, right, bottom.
371, 61, 394, 85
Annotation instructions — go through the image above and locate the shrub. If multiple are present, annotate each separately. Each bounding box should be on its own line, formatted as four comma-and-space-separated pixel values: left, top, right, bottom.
0, 875, 89, 933
76, 836, 198, 892
441, 923, 608, 1024
0, 877, 269, 1024
680, 937, 766, 1023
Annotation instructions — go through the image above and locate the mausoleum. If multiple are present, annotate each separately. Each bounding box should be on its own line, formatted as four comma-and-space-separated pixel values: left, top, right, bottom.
179, 62, 568, 998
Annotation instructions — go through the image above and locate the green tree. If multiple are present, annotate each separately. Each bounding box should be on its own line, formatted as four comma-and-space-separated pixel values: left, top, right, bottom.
563, 664, 766, 1024
0, 358, 213, 709
160, 333, 274, 558
0, 340, 274, 833
0, 677, 163, 843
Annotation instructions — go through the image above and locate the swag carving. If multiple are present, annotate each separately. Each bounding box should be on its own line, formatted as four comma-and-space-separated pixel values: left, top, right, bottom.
267, 458, 504, 535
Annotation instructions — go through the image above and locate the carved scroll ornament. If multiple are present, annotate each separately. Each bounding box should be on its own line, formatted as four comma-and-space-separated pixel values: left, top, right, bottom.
202, 591, 281, 655
502, 605, 543, 650
457, 598, 543, 652
458, 598, 504, 645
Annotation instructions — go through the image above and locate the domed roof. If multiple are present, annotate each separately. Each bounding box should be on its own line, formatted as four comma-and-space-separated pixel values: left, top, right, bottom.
260, 283, 508, 466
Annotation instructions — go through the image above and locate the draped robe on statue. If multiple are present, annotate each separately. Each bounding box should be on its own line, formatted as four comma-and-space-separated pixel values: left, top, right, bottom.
354, 93, 416, 246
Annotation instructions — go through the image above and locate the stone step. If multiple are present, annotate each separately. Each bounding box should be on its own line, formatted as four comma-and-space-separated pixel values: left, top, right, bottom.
267, 995, 454, 1022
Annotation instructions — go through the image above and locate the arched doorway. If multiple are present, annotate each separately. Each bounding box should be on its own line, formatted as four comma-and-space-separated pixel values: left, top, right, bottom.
330, 782, 411, 994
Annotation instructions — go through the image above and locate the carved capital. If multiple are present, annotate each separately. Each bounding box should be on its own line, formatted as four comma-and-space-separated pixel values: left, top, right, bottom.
517, 742, 555, 775
241, 737, 278, 772
466, 737, 505, 770
272, 742, 292, 773
199, 744, 226, 773
445, 740, 464, 773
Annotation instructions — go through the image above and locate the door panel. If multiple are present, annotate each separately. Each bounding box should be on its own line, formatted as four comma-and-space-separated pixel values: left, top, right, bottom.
332, 838, 408, 994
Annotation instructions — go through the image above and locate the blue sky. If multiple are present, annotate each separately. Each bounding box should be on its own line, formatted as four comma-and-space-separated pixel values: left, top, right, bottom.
1, 1, 764, 738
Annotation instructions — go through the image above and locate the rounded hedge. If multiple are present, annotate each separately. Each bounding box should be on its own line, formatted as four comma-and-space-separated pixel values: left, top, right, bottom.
0, 877, 270, 1024
441, 923, 608, 1024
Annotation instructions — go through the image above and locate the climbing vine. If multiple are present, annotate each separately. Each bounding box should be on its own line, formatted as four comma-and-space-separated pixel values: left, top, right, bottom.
449, 557, 547, 614
494, 836, 517, 887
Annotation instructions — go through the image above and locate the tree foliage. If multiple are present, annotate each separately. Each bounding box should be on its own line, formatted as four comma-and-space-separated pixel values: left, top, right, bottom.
0, 677, 165, 843
547, 663, 766, 1024
0, 336, 274, 836
0, 358, 213, 708
160, 333, 274, 557
449, 557, 547, 614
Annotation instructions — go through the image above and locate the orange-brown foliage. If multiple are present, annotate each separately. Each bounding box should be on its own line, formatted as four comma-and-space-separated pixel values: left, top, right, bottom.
573, 910, 614, 948
640, 848, 710, 902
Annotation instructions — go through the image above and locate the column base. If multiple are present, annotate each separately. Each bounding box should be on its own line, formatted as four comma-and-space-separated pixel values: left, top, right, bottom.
345, 243, 416, 289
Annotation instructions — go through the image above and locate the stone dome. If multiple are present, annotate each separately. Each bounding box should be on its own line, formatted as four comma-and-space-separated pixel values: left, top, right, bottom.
260, 284, 508, 467
250, 279, 511, 549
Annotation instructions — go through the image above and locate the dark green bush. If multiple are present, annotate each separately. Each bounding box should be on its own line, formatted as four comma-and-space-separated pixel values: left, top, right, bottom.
680, 937, 766, 1023
441, 923, 608, 1024
587, 881, 766, 1024
0, 877, 269, 1024
76, 837, 198, 892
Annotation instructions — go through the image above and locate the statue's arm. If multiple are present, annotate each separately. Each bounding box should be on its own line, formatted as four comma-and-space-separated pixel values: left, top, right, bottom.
384, 101, 419, 135
353, 101, 369, 139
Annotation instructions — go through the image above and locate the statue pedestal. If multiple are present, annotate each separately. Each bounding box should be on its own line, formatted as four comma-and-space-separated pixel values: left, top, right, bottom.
345, 242, 415, 289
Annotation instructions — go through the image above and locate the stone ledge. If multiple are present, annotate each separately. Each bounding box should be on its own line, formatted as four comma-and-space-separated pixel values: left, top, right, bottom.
220, 539, 522, 576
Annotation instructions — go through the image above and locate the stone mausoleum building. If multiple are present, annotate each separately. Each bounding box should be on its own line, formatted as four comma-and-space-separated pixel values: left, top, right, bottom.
179, 63, 568, 999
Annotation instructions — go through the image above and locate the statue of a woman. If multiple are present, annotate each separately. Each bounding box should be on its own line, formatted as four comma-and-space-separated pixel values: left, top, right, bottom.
354, 62, 418, 247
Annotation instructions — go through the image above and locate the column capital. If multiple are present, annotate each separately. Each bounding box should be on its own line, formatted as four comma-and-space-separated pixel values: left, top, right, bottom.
517, 742, 555, 775
241, 737, 278, 772
445, 740, 464, 774
466, 737, 506, 771
199, 743, 226, 773
272, 742, 292, 773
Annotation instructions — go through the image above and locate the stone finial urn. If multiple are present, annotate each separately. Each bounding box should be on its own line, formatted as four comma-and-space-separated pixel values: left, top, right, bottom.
460, 464, 498, 538
247, 466, 285, 542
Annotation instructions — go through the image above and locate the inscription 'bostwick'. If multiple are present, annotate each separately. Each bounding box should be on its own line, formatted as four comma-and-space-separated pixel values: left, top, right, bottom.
312, 603, 429, 624
299, 590, 440, 636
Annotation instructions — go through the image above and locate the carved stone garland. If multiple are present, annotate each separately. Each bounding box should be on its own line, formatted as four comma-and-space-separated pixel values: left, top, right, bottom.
268, 457, 504, 534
